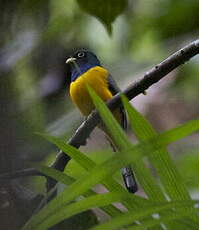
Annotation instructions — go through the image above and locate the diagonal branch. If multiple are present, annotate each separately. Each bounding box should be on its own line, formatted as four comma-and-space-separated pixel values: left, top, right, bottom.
48, 39, 199, 190
0, 40, 198, 192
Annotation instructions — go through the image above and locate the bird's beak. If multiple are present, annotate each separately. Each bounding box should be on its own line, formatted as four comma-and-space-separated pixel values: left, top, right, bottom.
66, 57, 82, 74
66, 57, 77, 64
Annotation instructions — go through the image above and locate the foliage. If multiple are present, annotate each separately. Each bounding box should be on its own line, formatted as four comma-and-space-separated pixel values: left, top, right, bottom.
22, 89, 199, 230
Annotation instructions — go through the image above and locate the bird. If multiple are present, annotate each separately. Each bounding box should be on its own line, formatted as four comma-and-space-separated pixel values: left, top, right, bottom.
66, 49, 138, 193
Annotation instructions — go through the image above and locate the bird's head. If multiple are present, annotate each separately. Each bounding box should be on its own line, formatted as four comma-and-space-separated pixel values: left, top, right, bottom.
66, 50, 101, 82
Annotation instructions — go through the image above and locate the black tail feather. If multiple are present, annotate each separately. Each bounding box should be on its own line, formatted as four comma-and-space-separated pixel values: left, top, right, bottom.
122, 166, 138, 193
105, 133, 138, 193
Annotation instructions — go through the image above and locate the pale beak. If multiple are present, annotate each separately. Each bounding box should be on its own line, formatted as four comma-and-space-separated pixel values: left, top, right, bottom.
66, 57, 77, 64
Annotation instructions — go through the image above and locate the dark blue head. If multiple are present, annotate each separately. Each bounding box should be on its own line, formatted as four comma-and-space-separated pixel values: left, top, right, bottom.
66, 50, 101, 82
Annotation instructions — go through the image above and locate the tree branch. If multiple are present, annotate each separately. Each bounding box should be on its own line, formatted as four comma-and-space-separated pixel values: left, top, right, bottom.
0, 39, 198, 191
48, 39, 199, 189
0, 168, 44, 183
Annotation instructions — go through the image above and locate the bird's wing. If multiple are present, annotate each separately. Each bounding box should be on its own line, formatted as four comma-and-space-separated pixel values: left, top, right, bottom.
108, 74, 127, 130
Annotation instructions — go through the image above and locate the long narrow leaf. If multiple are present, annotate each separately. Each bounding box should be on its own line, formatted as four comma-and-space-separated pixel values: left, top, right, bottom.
87, 85, 131, 151
38, 165, 122, 217
122, 95, 198, 218
33, 192, 127, 230
88, 86, 166, 230
24, 114, 199, 230
38, 133, 150, 210
87, 87, 186, 230
122, 94, 195, 199
87, 86, 166, 201
89, 200, 199, 230
126, 210, 199, 230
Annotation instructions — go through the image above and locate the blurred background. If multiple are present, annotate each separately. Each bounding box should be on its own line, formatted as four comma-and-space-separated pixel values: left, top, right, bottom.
0, 0, 198, 229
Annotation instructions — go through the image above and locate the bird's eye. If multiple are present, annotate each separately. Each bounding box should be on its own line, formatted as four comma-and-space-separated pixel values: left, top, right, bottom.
77, 52, 85, 58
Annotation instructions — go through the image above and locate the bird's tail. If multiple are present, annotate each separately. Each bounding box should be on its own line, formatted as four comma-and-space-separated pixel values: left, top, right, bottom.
104, 132, 138, 193
121, 166, 138, 193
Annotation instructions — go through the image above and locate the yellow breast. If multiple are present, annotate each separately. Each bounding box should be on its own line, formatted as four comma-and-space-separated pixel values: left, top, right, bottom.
70, 66, 113, 116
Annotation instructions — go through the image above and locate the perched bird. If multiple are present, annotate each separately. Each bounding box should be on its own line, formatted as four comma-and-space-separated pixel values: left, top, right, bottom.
66, 50, 137, 193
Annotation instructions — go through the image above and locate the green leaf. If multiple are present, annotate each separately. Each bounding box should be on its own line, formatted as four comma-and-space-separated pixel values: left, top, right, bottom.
25, 117, 199, 230
37, 133, 148, 209
31, 192, 126, 230
27, 94, 199, 230
38, 165, 122, 217
24, 133, 150, 230
22, 140, 145, 229
126, 213, 199, 230
76, 0, 127, 35
89, 200, 199, 230
127, 213, 199, 230
88, 86, 199, 227
177, 150, 199, 189
122, 95, 198, 219
87, 86, 166, 201
87, 85, 132, 151
87, 86, 161, 229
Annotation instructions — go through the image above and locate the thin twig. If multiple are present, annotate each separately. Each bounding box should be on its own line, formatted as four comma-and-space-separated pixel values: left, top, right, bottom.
0, 168, 44, 184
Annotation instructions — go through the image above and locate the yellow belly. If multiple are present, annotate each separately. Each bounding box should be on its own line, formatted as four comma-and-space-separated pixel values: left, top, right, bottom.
70, 66, 113, 116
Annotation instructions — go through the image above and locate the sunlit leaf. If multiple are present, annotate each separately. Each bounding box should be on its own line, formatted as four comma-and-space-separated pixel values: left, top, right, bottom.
24, 116, 199, 230
24, 95, 199, 230
87, 86, 166, 205
90, 200, 199, 230
38, 165, 122, 217
32, 192, 126, 230
121, 95, 198, 220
